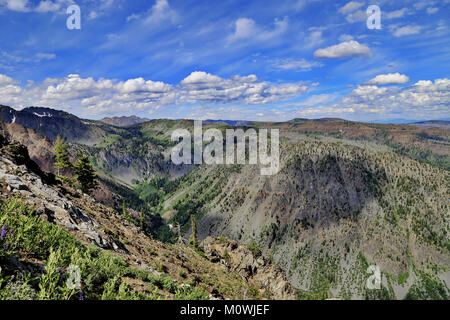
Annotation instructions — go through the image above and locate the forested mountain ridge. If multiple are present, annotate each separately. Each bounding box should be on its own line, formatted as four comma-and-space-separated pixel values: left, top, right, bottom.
0, 105, 448, 299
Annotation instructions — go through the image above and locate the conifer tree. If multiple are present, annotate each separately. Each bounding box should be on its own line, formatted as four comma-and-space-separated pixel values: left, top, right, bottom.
53, 135, 72, 176
73, 150, 98, 194
139, 209, 145, 231
122, 200, 127, 216
188, 214, 199, 248
0, 128, 8, 147
176, 223, 184, 245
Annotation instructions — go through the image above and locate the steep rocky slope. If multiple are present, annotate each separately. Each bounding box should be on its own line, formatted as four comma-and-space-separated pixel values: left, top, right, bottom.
0, 139, 297, 300
0, 122, 55, 173
162, 139, 449, 299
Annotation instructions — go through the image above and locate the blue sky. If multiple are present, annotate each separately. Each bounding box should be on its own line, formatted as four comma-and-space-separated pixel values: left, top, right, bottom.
0, 0, 449, 122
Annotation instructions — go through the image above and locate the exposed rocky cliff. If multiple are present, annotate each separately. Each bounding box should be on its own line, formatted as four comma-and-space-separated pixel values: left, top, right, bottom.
202, 237, 298, 300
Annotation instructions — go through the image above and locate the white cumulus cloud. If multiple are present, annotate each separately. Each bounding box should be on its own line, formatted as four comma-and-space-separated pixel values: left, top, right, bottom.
338, 1, 364, 15
0, 74, 16, 86
314, 41, 371, 59
338, 1, 366, 23
331, 78, 450, 120
227, 18, 256, 41
392, 25, 422, 37
365, 73, 410, 85
0, 0, 30, 12
144, 0, 177, 25
345, 9, 366, 23
0, 72, 311, 116
34, 0, 61, 13
385, 8, 409, 19
227, 17, 288, 43
179, 71, 308, 105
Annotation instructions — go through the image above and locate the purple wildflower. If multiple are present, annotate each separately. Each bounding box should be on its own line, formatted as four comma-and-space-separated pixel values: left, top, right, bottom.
80, 290, 84, 301
0, 224, 7, 240
3, 243, 8, 251
9, 229, 13, 238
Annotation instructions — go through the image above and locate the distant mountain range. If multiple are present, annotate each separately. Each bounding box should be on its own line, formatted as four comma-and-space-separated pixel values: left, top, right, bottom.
406, 120, 450, 129
2, 105, 448, 129
0, 105, 110, 144
203, 119, 252, 126
101, 115, 150, 127
205, 118, 450, 128
365, 118, 450, 125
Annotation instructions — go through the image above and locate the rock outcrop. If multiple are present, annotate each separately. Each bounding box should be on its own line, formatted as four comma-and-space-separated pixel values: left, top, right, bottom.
202, 237, 299, 300
0, 150, 118, 251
